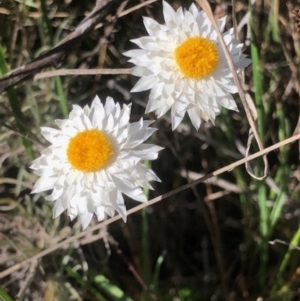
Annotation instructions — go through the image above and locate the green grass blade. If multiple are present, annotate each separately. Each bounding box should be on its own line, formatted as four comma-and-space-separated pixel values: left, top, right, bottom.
269, 192, 286, 231
257, 181, 269, 288
0, 288, 14, 301
65, 265, 106, 300
94, 275, 134, 301
269, 0, 281, 43
39, 0, 68, 118
150, 251, 166, 293
273, 228, 300, 291
54, 76, 68, 118
249, 1, 265, 142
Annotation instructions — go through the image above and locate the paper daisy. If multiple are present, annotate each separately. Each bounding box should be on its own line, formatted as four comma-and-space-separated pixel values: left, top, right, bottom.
31, 96, 162, 229
124, 1, 251, 130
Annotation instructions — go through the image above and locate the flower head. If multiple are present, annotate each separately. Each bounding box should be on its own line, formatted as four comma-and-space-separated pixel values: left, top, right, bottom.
124, 1, 251, 130
31, 96, 162, 229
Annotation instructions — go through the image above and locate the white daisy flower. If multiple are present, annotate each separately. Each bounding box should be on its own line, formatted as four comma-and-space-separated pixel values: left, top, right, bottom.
124, 1, 251, 130
31, 96, 162, 230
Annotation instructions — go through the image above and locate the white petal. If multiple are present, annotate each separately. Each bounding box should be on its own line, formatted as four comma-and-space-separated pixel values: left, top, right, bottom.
218, 95, 238, 111
104, 96, 116, 114
53, 199, 67, 218
125, 189, 147, 203
45, 185, 63, 201
130, 37, 161, 51
80, 211, 94, 230
96, 206, 105, 221
163, 1, 176, 25
187, 107, 202, 130
132, 144, 164, 160
171, 106, 186, 130
115, 203, 127, 222
131, 76, 156, 93
143, 16, 161, 36
123, 49, 147, 58
32, 177, 57, 193
105, 206, 116, 218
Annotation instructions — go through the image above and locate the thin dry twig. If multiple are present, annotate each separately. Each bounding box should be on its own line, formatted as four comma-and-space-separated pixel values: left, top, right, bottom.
196, 0, 268, 180
117, 0, 157, 17
269, 239, 300, 251
15, 260, 38, 301
1, 133, 299, 279
180, 169, 244, 194
34, 68, 130, 80
0, 178, 33, 190
95, 0, 158, 29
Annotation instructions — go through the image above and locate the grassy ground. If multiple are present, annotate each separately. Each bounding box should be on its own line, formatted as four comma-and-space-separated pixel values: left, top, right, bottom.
1, 0, 300, 300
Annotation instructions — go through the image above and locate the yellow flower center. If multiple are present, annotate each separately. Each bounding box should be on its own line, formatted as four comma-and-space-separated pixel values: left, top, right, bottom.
174, 36, 219, 79
67, 129, 114, 172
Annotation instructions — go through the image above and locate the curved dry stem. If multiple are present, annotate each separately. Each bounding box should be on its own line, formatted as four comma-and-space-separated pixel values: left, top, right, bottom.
196, 0, 268, 179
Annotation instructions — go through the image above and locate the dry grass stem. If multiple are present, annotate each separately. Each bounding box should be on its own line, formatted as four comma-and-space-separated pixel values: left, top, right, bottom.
34, 68, 131, 80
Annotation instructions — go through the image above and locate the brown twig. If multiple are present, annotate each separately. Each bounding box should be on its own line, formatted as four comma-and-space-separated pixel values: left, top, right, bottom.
34, 68, 130, 80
